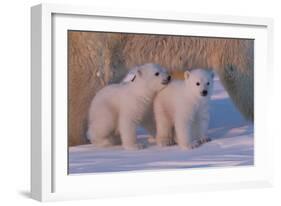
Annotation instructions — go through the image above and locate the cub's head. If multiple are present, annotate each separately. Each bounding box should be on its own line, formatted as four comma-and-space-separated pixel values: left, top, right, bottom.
123, 63, 171, 92
184, 68, 214, 98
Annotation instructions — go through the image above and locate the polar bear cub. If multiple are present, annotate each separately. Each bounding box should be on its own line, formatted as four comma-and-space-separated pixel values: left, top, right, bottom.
87, 63, 171, 150
154, 68, 214, 149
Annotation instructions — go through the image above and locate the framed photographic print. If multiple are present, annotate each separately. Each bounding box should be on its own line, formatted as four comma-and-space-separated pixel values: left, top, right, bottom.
31, 3, 274, 201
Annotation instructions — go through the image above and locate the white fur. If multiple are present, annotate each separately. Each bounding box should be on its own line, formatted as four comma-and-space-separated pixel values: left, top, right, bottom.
87, 63, 170, 150
154, 68, 214, 149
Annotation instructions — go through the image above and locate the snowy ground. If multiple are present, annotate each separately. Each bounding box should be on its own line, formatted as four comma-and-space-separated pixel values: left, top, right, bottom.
69, 76, 253, 174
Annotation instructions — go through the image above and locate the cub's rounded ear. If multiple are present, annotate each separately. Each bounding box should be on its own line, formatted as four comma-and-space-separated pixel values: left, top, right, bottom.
131, 75, 136, 82
184, 71, 190, 80
122, 73, 136, 83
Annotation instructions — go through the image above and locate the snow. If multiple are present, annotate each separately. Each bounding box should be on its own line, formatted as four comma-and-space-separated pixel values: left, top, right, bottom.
69, 76, 253, 174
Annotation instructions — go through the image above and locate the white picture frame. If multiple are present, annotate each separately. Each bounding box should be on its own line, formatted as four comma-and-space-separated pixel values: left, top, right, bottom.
31, 3, 274, 202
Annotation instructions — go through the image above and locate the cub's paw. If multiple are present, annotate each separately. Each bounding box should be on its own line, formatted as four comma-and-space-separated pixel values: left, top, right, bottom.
157, 138, 176, 147
94, 139, 114, 148
190, 141, 202, 149
179, 141, 201, 150
198, 137, 211, 144
123, 142, 146, 150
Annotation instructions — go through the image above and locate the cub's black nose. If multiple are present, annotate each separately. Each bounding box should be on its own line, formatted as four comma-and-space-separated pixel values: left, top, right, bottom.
162, 75, 171, 85
167, 75, 171, 81
201, 90, 208, 96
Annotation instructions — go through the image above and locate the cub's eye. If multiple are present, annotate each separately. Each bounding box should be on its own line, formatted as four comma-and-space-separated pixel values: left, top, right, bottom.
207, 82, 210, 86
155, 72, 159, 76
196, 82, 200, 86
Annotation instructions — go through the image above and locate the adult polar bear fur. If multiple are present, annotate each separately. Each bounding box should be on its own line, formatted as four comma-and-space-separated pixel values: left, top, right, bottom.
87, 63, 171, 150
154, 69, 214, 149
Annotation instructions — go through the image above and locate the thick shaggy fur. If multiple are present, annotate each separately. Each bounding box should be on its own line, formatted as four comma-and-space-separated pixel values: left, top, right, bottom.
68, 32, 253, 146
154, 69, 214, 149
87, 64, 170, 150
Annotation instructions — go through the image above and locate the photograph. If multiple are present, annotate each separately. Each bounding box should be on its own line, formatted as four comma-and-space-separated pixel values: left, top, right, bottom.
67, 31, 254, 174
